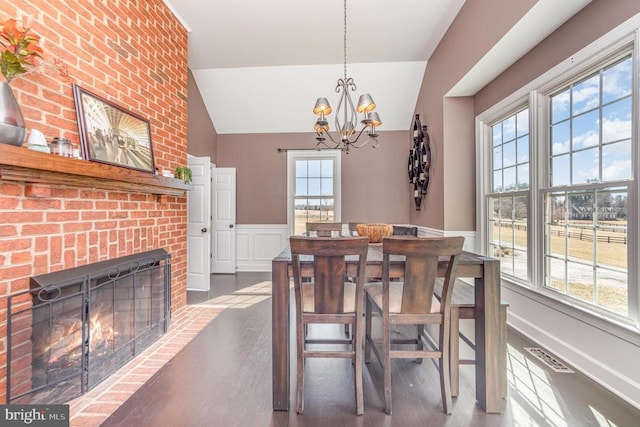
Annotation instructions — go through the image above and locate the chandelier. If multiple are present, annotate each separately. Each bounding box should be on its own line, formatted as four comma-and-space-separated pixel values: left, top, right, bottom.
312, 0, 382, 153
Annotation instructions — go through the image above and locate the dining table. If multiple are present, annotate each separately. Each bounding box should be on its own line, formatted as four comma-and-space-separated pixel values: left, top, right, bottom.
271, 242, 504, 413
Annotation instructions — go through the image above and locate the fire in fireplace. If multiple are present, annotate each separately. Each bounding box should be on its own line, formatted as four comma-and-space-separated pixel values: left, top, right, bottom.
5, 249, 171, 404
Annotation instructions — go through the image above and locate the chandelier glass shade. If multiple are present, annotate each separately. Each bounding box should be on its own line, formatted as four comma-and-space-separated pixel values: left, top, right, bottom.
312, 0, 381, 152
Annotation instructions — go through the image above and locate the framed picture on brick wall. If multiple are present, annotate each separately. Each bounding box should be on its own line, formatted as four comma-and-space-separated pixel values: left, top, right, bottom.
72, 84, 155, 173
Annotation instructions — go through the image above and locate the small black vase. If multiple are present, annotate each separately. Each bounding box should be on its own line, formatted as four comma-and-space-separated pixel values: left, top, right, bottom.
0, 82, 26, 146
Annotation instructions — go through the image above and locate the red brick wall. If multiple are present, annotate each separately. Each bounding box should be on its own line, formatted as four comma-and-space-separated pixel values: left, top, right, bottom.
0, 0, 188, 403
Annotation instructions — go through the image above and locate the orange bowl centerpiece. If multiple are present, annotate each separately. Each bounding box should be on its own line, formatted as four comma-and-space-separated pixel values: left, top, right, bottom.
356, 223, 393, 243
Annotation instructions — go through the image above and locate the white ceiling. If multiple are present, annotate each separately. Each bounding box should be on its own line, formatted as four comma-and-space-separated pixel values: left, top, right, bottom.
163, 0, 591, 134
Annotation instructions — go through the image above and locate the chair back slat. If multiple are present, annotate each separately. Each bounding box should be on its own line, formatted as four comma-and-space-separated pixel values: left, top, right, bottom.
383, 236, 464, 315
313, 256, 345, 313
290, 236, 369, 314
401, 254, 438, 314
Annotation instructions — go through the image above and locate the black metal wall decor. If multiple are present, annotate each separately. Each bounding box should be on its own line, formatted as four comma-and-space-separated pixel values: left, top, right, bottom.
408, 114, 431, 210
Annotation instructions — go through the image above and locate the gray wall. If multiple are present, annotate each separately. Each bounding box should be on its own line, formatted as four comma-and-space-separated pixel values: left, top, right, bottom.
412, 0, 537, 231
216, 131, 411, 225
187, 69, 217, 160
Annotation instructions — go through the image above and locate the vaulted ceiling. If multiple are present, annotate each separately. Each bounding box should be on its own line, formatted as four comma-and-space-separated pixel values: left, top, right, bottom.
164, 0, 592, 134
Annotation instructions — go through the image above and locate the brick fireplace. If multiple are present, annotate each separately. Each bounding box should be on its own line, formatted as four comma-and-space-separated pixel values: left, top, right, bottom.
6, 249, 171, 404
0, 0, 189, 404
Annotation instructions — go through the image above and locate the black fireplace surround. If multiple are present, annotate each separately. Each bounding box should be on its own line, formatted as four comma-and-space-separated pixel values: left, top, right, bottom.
5, 249, 171, 404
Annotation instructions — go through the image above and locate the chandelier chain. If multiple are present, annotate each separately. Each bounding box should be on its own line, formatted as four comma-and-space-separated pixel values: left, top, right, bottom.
311, 0, 380, 152
343, 0, 347, 81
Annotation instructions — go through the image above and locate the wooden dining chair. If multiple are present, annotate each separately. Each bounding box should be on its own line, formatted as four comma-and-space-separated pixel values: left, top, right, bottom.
364, 236, 464, 414
290, 235, 370, 415
305, 222, 343, 237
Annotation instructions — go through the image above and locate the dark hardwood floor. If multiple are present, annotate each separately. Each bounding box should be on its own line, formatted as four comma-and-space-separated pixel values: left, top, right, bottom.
102, 272, 640, 426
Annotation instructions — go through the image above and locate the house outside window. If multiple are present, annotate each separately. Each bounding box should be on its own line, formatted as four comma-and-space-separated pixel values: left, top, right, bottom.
287, 150, 341, 235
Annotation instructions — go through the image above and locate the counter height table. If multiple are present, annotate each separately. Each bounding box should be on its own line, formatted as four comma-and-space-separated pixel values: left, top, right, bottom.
271, 243, 504, 413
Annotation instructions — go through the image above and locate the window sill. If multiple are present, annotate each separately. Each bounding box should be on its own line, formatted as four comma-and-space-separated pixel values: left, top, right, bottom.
0, 143, 191, 198
502, 279, 640, 346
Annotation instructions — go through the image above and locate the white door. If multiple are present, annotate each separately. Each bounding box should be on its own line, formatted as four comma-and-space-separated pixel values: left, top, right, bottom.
186, 156, 212, 291
211, 168, 236, 273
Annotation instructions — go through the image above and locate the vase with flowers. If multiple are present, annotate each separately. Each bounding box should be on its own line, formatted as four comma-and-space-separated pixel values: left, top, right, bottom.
0, 17, 43, 146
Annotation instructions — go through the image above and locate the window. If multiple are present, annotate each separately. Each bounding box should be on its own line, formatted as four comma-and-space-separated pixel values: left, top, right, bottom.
479, 40, 636, 327
287, 150, 341, 235
487, 109, 530, 280
544, 55, 631, 316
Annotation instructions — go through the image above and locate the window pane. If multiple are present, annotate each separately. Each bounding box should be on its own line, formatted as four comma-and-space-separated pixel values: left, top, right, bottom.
503, 116, 516, 142
602, 56, 632, 104
572, 74, 600, 115
547, 257, 566, 292
296, 160, 307, 177
513, 249, 528, 281
551, 155, 570, 186
595, 189, 627, 268
295, 178, 307, 196
517, 136, 529, 164
567, 224, 593, 262
306, 198, 321, 222
596, 268, 628, 315
308, 178, 321, 195
551, 121, 570, 155
517, 163, 529, 190
551, 89, 570, 123
308, 160, 321, 177
602, 140, 631, 181
503, 141, 516, 167
572, 148, 599, 184
545, 193, 566, 257
492, 124, 502, 146
321, 159, 333, 177
294, 198, 309, 235
321, 178, 333, 196
516, 109, 529, 137
572, 110, 600, 150
320, 199, 335, 222
514, 196, 528, 271
602, 97, 632, 143
493, 146, 502, 170
493, 170, 502, 192
567, 262, 593, 303
503, 167, 516, 191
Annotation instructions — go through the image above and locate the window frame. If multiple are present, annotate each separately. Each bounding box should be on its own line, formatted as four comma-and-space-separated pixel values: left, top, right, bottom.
476, 26, 640, 333
286, 150, 342, 236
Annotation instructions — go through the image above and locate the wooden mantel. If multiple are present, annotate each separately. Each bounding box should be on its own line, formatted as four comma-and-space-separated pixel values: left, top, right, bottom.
0, 143, 191, 197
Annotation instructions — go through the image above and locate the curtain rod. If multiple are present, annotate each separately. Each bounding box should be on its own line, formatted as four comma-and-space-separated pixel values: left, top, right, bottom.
276, 148, 324, 153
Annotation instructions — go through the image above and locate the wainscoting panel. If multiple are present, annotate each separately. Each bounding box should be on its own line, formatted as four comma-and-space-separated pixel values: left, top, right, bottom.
417, 226, 477, 253
235, 225, 476, 272
236, 225, 289, 272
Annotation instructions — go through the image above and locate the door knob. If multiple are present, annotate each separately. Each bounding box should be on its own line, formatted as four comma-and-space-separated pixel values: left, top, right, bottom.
201, 227, 207, 233
229, 224, 234, 228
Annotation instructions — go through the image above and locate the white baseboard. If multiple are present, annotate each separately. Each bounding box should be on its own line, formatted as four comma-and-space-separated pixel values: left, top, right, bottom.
505, 289, 640, 411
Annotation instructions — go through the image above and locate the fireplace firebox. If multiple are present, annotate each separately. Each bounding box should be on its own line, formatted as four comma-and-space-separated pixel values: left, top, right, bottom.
5, 249, 171, 404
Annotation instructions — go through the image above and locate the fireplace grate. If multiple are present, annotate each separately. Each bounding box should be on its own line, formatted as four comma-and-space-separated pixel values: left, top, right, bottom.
5, 249, 171, 404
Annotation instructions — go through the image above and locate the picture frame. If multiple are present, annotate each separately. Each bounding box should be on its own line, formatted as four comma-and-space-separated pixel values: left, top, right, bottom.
72, 84, 155, 173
